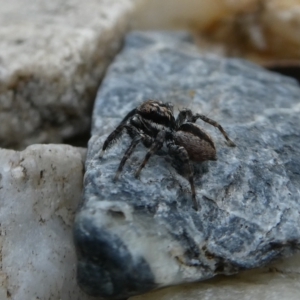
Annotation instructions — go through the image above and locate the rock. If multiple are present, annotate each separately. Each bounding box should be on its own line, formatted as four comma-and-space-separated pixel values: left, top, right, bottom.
0, 0, 138, 149
74, 31, 300, 299
0, 144, 95, 300
131, 252, 300, 300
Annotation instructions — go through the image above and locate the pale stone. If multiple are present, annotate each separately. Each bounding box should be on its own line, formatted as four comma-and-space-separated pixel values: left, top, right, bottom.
0, 144, 94, 300
132, 253, 300, 300
0, 0, 139, 149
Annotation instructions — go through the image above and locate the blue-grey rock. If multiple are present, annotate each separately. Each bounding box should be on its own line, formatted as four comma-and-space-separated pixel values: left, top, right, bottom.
74, 31, 300, 299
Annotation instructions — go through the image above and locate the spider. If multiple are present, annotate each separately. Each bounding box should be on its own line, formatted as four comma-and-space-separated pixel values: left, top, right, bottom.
99, 100, 235, 210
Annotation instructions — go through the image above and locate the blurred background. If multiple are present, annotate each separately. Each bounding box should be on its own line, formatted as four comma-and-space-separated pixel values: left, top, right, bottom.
133, 0, 300, 82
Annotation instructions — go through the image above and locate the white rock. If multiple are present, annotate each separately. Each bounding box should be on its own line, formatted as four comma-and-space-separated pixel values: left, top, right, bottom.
131, 253, 300, 300
0, 144, 94, 300
0, 0, 139, 149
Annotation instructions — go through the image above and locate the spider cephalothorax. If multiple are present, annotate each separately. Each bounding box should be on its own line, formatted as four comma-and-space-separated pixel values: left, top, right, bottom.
100, 100, 235, 210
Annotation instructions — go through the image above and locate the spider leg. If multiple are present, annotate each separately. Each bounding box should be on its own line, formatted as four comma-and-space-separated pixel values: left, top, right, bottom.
99, 124, 126, 158
167, 142, 198, 211
177, 109, 235, 147
135, 130, 166, 179
99, 108, 137, 158
114, 127, 154, 180
193, 113, 236, 147
114, 135, 142, 181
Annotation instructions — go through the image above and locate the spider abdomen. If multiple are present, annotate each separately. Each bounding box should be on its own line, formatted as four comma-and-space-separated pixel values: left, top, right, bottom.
174, 125, 217, 162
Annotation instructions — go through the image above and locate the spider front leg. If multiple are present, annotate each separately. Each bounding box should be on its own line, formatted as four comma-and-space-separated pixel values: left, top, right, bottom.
167, 142, 198, 211
135, 130, 166, 179
114, 135, 142, 181
99, 108, 137, 158
114, 126, 154, 180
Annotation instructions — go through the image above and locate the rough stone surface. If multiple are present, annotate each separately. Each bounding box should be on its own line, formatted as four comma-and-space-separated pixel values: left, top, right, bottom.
0, 144, 95, 300
0, 0, 138, 149
1, 145, 299, 300
75, 31, 300, 299
132, 252, 300, 300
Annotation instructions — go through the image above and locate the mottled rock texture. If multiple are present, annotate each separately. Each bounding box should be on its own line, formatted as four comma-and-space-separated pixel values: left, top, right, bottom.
0, 0, 137, 149
75, 32, 300, 299
0, 145, 94, 300
132, 252, 300, 300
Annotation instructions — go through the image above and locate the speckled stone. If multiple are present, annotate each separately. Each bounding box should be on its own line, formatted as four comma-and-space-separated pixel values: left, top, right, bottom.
0, 144, 90, 300
0, 0, 136, 149
74, 31, 300, 299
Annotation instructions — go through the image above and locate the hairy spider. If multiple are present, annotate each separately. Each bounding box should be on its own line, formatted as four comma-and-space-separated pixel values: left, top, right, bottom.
99, 100, 235, 210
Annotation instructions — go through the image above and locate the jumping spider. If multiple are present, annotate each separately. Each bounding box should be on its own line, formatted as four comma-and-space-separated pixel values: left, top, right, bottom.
99, 100, 235, 210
